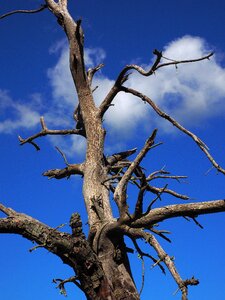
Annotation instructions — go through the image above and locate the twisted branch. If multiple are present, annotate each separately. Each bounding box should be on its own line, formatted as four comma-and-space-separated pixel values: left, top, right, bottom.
98, 51, 213, 118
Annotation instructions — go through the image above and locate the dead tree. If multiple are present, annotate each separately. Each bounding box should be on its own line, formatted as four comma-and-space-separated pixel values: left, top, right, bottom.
0, 1, 225, 300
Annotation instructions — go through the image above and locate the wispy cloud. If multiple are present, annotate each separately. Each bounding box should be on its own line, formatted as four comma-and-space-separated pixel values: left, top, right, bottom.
0, 90, 41, 133
1, 36, 225, 156
47, 36, 225, 143
145, 36, 225, 130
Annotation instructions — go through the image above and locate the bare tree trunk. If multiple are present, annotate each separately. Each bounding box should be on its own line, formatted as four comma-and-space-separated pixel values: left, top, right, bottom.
1, 2, 225, 300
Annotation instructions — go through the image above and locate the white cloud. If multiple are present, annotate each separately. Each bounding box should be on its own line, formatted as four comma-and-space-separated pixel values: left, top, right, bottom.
1, 36, 225, 156
47, 41, 106, 108
0, 90, 40, 133
145, 36, 225, 128
46, 36, 225, 154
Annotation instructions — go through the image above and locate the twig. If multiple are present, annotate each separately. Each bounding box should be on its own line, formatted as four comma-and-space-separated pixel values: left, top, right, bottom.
0, 4, 48, 20
139, 255, 145, 296
147, 185, 189, 200
53, 276, 82, 296
150, 228, 171, 243
146, 184, 168, 212
158, 53, 213, 70
132, 238, 165, 274
18, 136, 40, 151
123, 227, 199, 300
55, 146, 70, 166
192, 217, 204, 229
29, 243, 46, 252
87, 63, 104, 83
0, 204, 17, 216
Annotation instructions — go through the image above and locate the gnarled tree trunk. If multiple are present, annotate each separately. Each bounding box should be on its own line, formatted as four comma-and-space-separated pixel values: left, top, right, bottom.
1, 2, 225, 300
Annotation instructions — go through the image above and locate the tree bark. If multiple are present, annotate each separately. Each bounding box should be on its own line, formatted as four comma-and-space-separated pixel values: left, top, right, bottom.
1, 2, 225, 300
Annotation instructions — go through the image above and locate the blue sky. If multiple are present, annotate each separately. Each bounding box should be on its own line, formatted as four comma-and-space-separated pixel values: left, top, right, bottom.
1, 0, 225, 299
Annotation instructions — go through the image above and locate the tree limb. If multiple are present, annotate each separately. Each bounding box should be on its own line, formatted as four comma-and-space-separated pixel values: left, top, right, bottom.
0, 203, 73, 259
0, 4, 48, 20
98, 51, 213, 118
122, 87, 225, 175
43, 163, 84, 179
114, 130, 157, 218
132, 199, 225, 228
0, 203, 111, 299
147, 185, 189, 200
19, 117, 83, 150
122, 226, 199, 300
158, 52, 213, 70
106, 148, 137, 166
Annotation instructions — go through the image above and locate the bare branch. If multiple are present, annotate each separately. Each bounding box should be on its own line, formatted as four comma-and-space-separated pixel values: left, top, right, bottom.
132, 199, 225, 228
98, 85, 122, 118
98, 51, 213, 119
116, 49, 163, 83
146, 184, 169, 212
53, 276, 82, 296
158, 52, 213, 70
192, 217, 204, 229
122, 226, 199, 299
114, 130, 157, 217
149, 228, 171, 243
133, 183, 146, 219
147, 185, 189, 200
132, 238, 166, 274
55, 146, 70, 166
106, 148, 137, 166
122, 87, 225, 175
147, 169, 187, 182
0, 4, 48, 20
0, 204, 109, 299
19, 117, 83, 150
117, 51, 213, 83
0, 204, 17, 216
43, 163, 84, 179
0, 203, 72, 257
87, 63, 104, 84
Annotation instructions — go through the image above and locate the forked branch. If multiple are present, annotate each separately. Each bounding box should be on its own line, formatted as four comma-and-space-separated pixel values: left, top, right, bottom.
98, 51, 213, 118
87, 63, 104, 84
19, 117, 83, 150
114, 130, 157, 218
